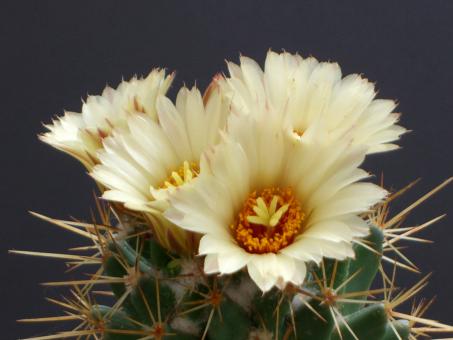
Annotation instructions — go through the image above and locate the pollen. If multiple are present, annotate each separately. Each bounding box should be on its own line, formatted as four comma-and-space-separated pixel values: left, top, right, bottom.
231, 187, 304, 254
161, 161, 200, 189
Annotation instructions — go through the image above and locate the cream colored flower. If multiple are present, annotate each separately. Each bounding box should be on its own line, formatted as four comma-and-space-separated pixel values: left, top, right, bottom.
40, 69, 174, 170
218, 51, 406, 154
91, 83, 229, 253
165, 114, 387, 291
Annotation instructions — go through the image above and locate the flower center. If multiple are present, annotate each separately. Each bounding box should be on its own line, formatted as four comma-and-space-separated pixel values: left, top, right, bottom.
231, 187, 304, 254
161, 161, 200, 189
293, 128, 304, 137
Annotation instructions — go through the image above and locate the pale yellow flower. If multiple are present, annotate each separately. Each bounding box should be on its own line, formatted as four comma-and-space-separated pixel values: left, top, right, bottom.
91, 83, 230, 254
165, 113, 387, 291
219, 51, 406, 154
40, 69, 174, 170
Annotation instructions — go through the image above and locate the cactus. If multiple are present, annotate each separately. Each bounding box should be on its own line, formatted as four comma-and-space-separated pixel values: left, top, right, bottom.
13, 178, 453, 339
13, 51, 453, 339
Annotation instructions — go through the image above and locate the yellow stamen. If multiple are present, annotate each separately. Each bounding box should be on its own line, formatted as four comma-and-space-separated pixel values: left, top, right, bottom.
161, 161, 200, 189
232, 187, 304, 254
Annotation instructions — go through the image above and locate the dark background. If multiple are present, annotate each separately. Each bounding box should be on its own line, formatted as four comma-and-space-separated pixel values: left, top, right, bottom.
2, 1, 453, 338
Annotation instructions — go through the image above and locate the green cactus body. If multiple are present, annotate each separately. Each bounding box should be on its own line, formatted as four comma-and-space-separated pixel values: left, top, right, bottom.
60, 223, 410, 340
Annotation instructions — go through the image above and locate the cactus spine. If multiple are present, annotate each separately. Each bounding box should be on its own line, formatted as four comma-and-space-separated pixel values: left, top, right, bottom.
14, 179, 453, 339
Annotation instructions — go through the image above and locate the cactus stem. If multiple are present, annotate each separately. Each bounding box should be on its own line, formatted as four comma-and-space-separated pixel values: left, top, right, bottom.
18, 179, 453, 340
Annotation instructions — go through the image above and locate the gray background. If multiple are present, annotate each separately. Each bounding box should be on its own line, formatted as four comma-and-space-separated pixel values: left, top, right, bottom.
1, 1, 453, 338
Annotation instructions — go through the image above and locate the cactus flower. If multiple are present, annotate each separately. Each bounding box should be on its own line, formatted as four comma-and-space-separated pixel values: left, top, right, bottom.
16, 51, 452, 340
40, 69, 174, 170
91, 84, 229, 254
165, 113, 387, 291
219, 51, 406, 154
